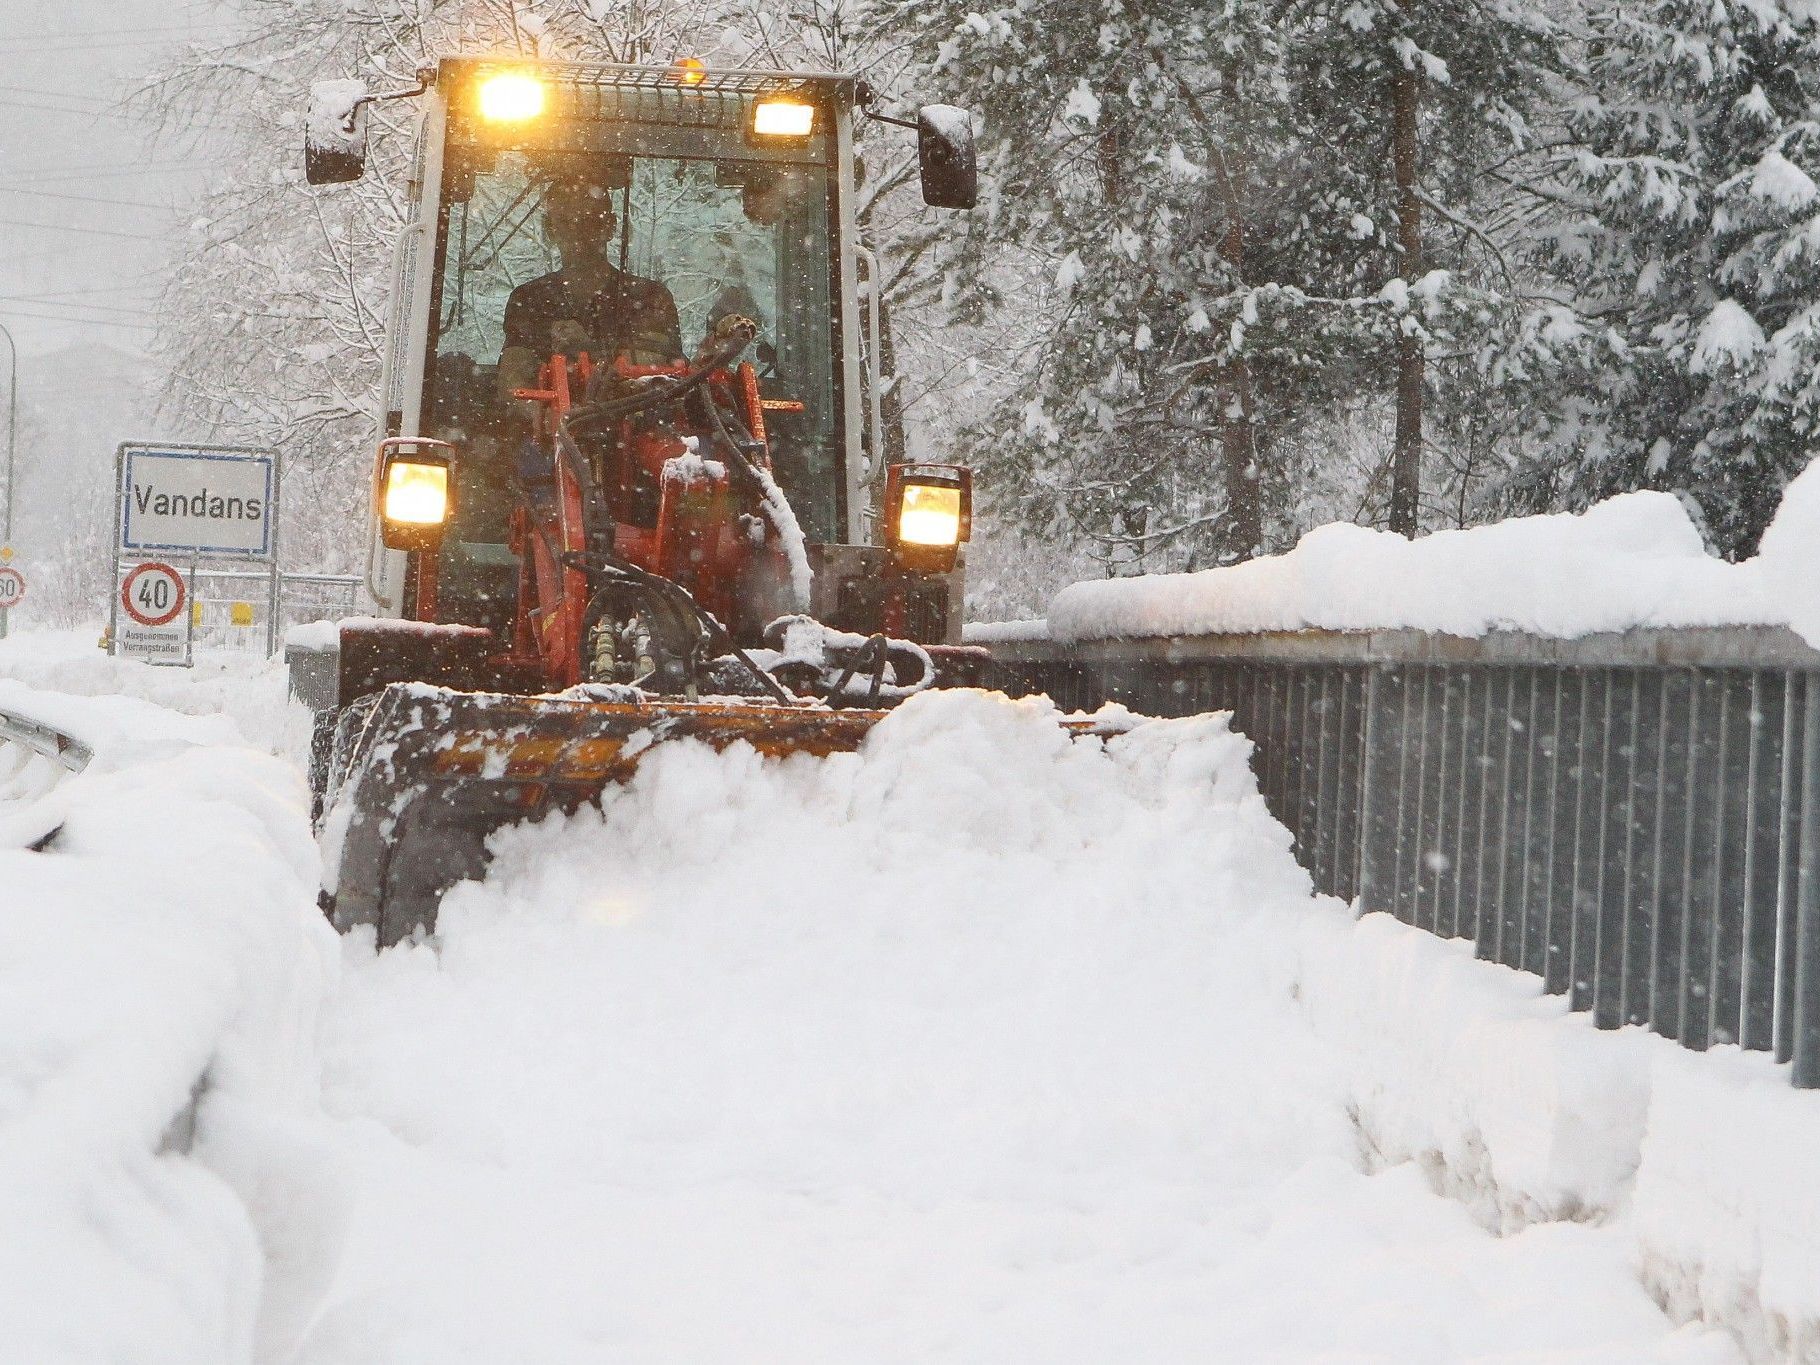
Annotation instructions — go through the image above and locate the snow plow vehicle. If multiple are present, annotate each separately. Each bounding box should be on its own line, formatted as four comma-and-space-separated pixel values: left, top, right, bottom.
288, 58, 988, 945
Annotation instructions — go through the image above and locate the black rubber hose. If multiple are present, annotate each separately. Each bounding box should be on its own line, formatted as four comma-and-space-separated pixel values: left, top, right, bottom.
566, 332, 753, 429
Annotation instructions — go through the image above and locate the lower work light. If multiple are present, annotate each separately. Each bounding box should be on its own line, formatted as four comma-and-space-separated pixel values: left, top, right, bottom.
885, 463, 972, 573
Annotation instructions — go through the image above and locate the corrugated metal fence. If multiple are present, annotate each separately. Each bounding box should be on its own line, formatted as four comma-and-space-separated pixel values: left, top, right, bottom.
988, 626, 1820, 1088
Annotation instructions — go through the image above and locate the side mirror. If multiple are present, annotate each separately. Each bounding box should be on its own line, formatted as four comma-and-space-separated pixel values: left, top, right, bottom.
306, 79, 370, 186
916, 105, 978, 210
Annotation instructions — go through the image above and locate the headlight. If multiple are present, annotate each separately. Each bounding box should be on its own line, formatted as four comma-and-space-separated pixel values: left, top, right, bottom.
885, 464, 971, 572
477, 72, 546, 123
750, 97, 815, 140
375, 439, 457, 553
898, 483, 963, 547
383, 460, 450, 525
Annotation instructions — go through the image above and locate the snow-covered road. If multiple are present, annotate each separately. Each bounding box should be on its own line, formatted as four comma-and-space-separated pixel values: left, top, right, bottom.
0, 631, 1746, 1362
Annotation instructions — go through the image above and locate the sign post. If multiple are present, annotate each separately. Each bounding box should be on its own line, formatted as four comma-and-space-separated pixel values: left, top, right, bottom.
111, 442, 281, 663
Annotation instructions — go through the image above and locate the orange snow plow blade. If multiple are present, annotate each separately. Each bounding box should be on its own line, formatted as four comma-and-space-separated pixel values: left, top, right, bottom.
320, 684, 887, 947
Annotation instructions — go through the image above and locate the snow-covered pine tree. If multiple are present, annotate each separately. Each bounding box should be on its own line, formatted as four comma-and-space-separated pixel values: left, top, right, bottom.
888, 0, 1383, 570
1279, 0, 1566, 534
1517, 0, 1820, 556
891, 0, 1567, 574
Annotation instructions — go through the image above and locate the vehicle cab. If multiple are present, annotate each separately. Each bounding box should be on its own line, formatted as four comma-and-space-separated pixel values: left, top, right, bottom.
307, 58, 978, 645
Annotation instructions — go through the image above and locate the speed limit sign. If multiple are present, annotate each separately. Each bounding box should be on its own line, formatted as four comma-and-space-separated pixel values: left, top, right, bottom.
0, 566, 24, 609
121, 561, 186, 626
115, 561, 192, 665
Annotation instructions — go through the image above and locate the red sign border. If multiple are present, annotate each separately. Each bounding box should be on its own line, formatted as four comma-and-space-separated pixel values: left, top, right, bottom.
0, 566, 24, 608
120, 561, 186, 627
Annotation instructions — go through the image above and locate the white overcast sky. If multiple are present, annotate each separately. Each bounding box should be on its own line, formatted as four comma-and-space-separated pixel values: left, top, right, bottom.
0, 0, 234, 359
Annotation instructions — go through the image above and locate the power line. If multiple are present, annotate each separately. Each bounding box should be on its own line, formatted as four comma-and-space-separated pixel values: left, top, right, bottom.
0, 216, 172, 242
0, 96, 157, 123
0, 186, 176, 213
0, 24, 235, 52
0, 34, 237, 58
0, 82, 240, 132
0, 281, 161, 303
0, 159, 227, 188
0, 307, 156, 332
0, 21, 235, 44
0, 95, 238, 134
0, 294, 158, 319
0, 240, 151, 269
0, 83, 124, 107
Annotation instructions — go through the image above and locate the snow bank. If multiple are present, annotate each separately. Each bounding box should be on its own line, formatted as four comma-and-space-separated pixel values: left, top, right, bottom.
1290, 909, 1820, 1356
1046, 491, 1783, 645
283, 619, 341, 651
1751, 458, 1820, 650
1292, 914, 1656, 1226
0, 679, 336, 1363
962, 615, 1051, 644
3, 643, 1803, 1357
980, 462, 1820, 651
1634, 1051, 1820, 1360
0, 626, 304, 762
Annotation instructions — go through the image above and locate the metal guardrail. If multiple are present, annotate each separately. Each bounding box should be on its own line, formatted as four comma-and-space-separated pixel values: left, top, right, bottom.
1, 706, 95, 850
989, 625, 1820, 1088
0, 707, 95, 773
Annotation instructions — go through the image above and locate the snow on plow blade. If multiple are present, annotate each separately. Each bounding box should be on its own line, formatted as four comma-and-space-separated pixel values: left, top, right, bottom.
322, 684, 886, 948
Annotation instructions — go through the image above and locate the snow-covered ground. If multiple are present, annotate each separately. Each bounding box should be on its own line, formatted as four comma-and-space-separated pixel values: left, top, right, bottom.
0, 627, 1796, 1362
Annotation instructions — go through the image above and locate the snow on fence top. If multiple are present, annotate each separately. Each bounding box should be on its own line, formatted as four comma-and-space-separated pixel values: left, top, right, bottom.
1035, 461, 1820, 649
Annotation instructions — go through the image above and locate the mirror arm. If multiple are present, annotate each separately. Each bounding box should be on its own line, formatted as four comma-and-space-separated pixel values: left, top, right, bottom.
859, 106, 918, 132
854, 80, 919, 131
343, 66, 436, 129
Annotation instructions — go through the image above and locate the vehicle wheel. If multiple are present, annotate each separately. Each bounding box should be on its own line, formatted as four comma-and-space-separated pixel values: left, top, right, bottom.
307, 707, 338, 828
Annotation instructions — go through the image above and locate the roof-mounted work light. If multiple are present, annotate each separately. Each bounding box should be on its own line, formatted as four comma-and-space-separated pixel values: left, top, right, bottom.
750, 95, 816, 141
477, 71, 546, 123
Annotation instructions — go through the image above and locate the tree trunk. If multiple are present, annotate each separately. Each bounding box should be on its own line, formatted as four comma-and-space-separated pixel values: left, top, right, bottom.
1220, 364, 1262, 562
877, 299, 909, 466
1216, 63, 1263, 562
1389, 56, 1424, 537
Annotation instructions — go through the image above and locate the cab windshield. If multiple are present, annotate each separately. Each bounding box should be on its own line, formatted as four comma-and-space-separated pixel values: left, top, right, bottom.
425, 135, 841, 566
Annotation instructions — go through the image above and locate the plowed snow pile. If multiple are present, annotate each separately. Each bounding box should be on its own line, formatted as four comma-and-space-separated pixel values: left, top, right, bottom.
0, 676, 334, 1364
300, 691, 1732, 1363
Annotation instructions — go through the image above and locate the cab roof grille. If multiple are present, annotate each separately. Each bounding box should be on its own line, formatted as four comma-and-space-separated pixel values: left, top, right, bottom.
443, 57, 853, 98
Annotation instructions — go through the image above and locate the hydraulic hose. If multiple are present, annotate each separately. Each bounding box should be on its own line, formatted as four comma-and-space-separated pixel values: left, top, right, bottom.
565, 327, 755, 429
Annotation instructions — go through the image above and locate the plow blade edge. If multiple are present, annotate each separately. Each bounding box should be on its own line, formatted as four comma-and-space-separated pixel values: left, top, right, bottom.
321, 684, 885, 947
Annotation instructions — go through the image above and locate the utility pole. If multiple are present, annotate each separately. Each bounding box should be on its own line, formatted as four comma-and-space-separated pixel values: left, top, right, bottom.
0, 321, 15, 641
